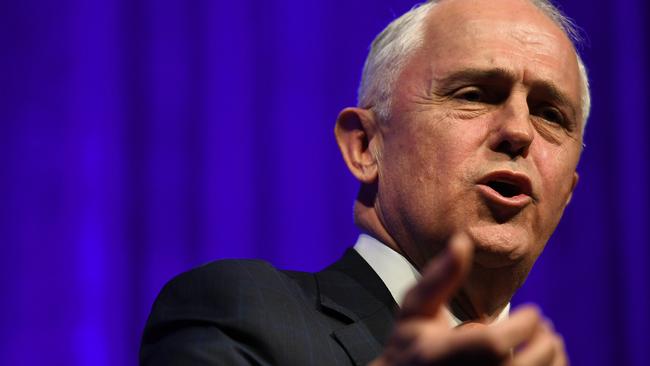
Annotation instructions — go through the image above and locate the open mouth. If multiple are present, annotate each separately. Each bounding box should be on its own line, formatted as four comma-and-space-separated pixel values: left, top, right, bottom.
477, 171, 533, 208
485, 180, 524, 198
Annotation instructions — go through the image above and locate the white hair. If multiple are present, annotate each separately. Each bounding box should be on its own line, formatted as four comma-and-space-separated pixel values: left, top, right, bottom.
358, 0, 591, 131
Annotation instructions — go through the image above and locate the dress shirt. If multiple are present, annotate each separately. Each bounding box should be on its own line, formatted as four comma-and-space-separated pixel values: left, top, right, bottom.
353, 233, 510, 327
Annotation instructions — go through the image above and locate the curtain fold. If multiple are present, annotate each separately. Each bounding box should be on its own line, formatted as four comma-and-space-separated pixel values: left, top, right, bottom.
1, 0, 647, 364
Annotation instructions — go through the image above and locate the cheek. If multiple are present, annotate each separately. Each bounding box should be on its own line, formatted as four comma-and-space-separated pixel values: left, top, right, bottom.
381, 113, 489, 197
416, 116, 486, 161
535, 146, 579, 208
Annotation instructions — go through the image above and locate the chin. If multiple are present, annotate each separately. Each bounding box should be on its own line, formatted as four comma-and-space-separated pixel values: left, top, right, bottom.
466, 223, 534, 269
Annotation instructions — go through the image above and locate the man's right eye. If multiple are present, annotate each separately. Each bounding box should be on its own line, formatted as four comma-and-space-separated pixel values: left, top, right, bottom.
454, 87, 484, 102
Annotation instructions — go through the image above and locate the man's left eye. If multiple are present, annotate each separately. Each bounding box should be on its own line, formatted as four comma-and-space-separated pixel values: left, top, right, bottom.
537, 106, 565, 125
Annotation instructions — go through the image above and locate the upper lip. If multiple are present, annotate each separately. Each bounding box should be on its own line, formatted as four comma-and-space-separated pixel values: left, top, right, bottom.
478, 170, 533, 198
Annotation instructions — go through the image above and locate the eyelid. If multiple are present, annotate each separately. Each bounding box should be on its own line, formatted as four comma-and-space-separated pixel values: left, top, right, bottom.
540, 105, 563, 119
450, 86, 484, 99
535, 104, 576, 130
452, 85, 481, 93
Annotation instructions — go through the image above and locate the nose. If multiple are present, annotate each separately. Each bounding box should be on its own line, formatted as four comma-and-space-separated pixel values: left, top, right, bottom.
488, 95, 534, 159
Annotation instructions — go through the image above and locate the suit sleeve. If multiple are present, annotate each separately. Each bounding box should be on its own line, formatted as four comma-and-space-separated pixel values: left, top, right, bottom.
140, 260, 285, 366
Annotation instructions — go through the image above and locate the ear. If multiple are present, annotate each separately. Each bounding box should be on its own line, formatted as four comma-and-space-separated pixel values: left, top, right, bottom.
334, 107, 380, 184
564, 171, 579, 206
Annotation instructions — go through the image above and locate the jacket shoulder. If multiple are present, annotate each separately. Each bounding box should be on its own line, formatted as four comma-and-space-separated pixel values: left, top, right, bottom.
141, 259, 348, 365
153, 259, 308, 313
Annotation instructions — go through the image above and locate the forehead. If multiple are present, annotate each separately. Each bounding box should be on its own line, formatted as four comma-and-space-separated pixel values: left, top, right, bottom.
413, 0, 581, 105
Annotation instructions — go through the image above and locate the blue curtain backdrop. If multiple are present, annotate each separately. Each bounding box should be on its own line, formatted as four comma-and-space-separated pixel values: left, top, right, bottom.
1, 0, 648, 365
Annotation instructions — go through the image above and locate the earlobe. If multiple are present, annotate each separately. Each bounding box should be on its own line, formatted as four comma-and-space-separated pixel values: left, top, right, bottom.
334, 107, 380, 184
565, 172, 579, 206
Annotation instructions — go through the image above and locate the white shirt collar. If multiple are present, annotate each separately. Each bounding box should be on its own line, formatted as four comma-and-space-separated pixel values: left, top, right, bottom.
353, 233, 509, 327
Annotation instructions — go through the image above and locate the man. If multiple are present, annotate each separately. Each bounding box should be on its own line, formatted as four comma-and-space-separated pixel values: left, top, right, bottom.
141, 0, 589, 364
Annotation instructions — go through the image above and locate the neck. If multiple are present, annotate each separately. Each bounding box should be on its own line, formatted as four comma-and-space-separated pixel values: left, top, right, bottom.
354, 200, 403, 255
449, 288, 509, 323
354, 199, 516, 322
451, 264, 518, 322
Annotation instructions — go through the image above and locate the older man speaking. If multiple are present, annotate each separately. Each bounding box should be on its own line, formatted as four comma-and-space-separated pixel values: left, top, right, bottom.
141, 0, 589, 364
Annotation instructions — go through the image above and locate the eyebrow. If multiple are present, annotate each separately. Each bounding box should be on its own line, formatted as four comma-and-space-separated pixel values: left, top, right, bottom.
434, 67, 579, 120
436, 67, 519, 86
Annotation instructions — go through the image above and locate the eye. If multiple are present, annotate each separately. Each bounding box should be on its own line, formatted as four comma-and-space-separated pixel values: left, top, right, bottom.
453, 87, 484, 102
536, 105, 565, 125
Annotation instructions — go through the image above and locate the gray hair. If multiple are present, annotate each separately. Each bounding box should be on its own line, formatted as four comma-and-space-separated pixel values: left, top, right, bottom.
358, 0, 591, 131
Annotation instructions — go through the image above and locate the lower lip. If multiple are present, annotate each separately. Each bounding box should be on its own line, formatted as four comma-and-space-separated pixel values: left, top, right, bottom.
477, 184, 532, 208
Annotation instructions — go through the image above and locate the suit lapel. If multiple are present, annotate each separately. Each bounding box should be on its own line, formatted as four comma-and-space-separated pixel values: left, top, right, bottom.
315, 249, 397, 365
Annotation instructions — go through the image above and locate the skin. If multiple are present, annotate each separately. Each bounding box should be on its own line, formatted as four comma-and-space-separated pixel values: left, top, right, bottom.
372, 234, 569, 365
335, 0, 583, 363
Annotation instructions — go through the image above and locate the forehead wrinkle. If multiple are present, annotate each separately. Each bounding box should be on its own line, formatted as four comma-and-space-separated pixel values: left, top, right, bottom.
423, 20, 575, 74
423, 23, 580, 104
506, 25, 566, 54
410, 0, 584, 121
433, 67, 519, 88
458, 20, 573, 63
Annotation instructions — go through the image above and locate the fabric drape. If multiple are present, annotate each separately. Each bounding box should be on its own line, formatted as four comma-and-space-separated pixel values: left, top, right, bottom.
1, 0, 647, 365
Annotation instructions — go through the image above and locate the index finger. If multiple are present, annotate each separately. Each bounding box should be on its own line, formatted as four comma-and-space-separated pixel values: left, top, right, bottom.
400, 233, 474, 319
489, 304, 542, 353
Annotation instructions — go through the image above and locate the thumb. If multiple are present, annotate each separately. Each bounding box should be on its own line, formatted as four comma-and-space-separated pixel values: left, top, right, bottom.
399, 232, 473, 319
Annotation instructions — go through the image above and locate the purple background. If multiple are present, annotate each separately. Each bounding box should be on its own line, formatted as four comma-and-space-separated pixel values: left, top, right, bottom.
1, 0, 648, 365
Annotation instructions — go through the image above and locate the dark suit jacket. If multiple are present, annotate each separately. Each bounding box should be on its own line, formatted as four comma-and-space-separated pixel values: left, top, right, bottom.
140, 249, 398, 365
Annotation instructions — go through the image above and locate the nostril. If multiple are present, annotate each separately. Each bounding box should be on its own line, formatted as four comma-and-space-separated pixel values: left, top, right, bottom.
496, 140, 512, 153
494, 140, 528, 159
